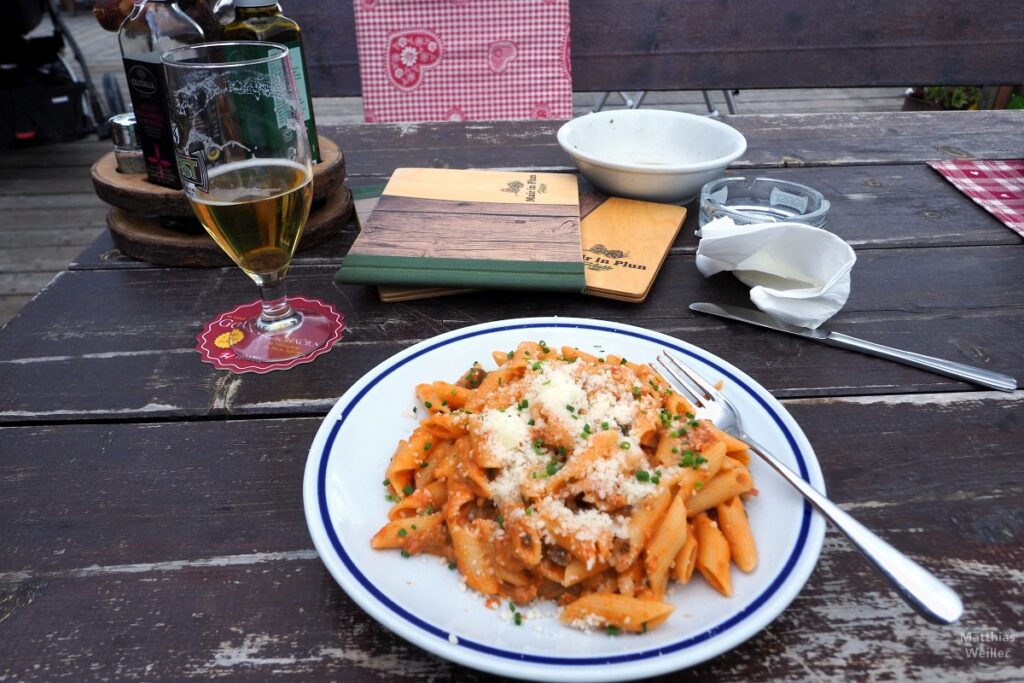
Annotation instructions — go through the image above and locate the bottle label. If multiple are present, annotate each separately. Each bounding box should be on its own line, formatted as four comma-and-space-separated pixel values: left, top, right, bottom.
123, 52, 182, 189
284, 41, 320, 163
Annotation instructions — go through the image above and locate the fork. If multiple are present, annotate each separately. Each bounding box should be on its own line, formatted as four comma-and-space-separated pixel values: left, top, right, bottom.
656, 351, 963, 625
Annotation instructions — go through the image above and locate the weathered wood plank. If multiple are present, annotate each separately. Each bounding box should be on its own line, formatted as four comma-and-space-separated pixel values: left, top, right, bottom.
567, 0, 1024, 91
0, 272, 55, 296
5, 227, 104, 249
67, 161, 1023, 273
0, 295, 31, 328
0, 392, 1020, 680
0, 246, 83, 273
289, 1, 1024, 96
0, 542, 1015, 683
1, 208, 108, 231
0, 245, 1021, 422
316, 113, 1024, 179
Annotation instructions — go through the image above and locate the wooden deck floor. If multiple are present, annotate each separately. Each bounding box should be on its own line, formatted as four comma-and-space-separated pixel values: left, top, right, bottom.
0, 12, 908, 328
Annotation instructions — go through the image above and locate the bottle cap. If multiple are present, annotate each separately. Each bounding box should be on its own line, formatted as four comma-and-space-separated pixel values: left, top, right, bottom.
234, 0, 279, 7
108, 113, 139, 149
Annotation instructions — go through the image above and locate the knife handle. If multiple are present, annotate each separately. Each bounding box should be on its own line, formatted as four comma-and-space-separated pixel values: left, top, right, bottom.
826, 332, 1017, 392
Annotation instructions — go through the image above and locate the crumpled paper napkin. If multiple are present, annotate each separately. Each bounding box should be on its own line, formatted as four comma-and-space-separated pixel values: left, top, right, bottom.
695, 217, 856, 329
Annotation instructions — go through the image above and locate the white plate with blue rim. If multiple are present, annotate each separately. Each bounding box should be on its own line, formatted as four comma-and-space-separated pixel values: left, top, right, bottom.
303, 317, 826, 682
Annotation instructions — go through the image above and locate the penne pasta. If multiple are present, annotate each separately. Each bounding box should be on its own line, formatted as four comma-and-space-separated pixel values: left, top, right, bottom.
560, 593, 674, 633
716, 496, 758, 572
372, 341, 762, 634
694, 513, 732, 596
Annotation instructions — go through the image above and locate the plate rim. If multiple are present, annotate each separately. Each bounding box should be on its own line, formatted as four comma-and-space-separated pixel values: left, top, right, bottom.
303, 316, 826, 682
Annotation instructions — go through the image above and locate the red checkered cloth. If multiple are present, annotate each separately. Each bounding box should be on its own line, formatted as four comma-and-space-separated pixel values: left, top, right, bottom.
353, 0, 572, 123
928, 160, 1024, 237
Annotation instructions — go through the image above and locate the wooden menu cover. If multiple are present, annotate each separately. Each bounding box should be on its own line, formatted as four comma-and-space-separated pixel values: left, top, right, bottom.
334, 168, 584, 292
376, 194, 686, 303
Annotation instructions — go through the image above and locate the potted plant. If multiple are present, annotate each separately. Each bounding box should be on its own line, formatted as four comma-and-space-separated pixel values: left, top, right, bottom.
903, 86, 982, 111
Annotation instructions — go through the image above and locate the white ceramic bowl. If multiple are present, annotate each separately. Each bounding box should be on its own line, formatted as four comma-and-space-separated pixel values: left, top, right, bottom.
557, 109, 747, 204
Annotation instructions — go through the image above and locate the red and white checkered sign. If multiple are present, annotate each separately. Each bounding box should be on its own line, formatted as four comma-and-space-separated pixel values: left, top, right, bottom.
353, 0, 572, 123
928, 160, 1024, 237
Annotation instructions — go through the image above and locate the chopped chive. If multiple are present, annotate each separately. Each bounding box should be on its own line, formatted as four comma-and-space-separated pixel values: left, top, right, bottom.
514, 612, 522, 626
546, 462, 558, 476
642, 622, 648, 634
517, 399, 529, 411
583, 423, 592, 434
441, 400, 448, 407
601, 421, 610, 431
424, 442, 432, 451
542, 380, 552, 386
398, 528, 408, 537
496, 514, 504, 529
412, 406, 417, 413
411, 524, 417, 530
509, 602, 516, 612
525, 507, 533, 516
671, 447, 679, 454
403, 484, 415, 496
652, 475, 661, 485
382, 479, 390, 487
385, 494, 397, 502
425, 505, 435, 514
694, 480, 704, 490
635, 470, 650, 482
420, 462, 429, 468
528, 419, 536, 426
424, 401, 433, 409
566, 405, 576, 413
400, 550, 410, 558
557, 446, 567, 457
507, 350, 515, 359
606, 625, 621, 636
620, 358, 628, 365
619, 441, 631, 450
448, 560, 457, 570
531, 361, 542, 371
632, 386, 642, 398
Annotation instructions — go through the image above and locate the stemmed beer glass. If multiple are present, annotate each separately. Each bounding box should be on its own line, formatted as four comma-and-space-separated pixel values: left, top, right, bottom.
162, 42, 331, 363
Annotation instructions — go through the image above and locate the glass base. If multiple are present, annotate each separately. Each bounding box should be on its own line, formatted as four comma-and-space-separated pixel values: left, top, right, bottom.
232, 305, 334, 363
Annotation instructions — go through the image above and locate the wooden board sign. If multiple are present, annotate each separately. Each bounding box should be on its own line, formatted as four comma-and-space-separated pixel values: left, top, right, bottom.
334, 168, 585, 292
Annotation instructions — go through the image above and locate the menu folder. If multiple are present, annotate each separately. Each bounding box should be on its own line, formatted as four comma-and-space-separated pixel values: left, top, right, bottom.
335, 168, 585, 292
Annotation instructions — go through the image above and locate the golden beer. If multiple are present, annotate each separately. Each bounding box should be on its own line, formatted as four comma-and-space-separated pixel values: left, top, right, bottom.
189, 159, 313, 281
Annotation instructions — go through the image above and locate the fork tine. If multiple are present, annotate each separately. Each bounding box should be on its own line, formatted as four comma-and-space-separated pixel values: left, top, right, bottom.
655, 353, 707, 409
661, 351, 720, 401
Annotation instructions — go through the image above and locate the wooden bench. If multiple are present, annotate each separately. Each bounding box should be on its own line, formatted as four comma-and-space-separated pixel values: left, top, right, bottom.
290, 0, 1022, 99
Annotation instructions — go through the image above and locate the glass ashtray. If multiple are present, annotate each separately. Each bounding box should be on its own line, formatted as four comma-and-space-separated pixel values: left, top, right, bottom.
698, 177, 830, 230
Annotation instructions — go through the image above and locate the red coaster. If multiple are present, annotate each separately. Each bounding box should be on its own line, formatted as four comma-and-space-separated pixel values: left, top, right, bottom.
196, 297, 345, 374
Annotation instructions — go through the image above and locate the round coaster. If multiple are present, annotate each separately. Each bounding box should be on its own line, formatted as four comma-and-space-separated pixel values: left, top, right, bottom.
196, 297, 345, 374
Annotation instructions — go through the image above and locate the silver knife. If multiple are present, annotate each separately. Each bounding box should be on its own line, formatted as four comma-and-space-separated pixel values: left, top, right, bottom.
690, 302, 1018, 393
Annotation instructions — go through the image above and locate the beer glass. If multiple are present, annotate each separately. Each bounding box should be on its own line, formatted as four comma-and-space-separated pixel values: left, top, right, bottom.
162, 42, 331, 363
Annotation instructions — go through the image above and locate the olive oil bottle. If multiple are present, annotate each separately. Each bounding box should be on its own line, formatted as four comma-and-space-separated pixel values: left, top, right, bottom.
223, 1, 321, 163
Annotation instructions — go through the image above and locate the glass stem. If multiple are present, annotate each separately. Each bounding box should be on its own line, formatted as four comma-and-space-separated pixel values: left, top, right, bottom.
256, 277, 301, 332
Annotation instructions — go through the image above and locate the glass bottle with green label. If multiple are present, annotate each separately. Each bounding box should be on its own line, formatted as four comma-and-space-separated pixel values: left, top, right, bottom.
222, 1, 321, 163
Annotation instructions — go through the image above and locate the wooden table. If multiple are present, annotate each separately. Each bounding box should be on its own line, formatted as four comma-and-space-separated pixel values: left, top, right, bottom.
1, 111, 1022, 682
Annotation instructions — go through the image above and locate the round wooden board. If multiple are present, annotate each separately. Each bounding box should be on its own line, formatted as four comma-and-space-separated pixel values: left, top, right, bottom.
107, 186, 352, 267
91, 135, 346, 219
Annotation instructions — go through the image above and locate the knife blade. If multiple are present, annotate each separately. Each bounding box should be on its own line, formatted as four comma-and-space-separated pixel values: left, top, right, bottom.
690, 302, 1017, 393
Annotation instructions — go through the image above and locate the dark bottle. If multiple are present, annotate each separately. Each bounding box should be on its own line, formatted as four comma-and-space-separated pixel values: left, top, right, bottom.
222, 1, 321, 163
118, 0, 206, 188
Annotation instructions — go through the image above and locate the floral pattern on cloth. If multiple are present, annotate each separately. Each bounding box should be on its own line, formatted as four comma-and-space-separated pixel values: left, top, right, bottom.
353, 0, 573, 123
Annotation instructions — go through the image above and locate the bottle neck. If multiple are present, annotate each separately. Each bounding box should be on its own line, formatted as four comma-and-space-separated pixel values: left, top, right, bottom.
234, 4, 279, 19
